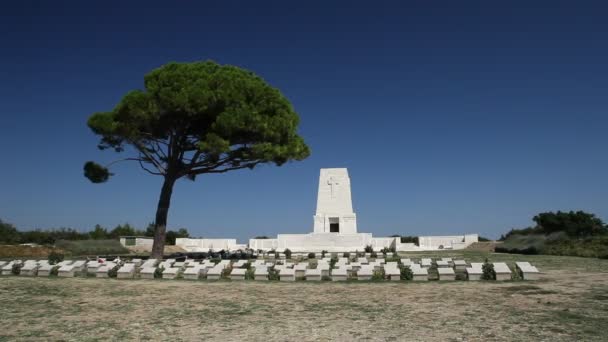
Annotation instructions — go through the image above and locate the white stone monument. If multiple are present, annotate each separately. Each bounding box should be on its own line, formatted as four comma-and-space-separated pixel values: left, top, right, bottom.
313, 168, 357, 234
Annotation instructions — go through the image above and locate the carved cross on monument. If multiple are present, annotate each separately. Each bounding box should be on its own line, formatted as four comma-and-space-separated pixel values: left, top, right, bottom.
328, 177, 339, 198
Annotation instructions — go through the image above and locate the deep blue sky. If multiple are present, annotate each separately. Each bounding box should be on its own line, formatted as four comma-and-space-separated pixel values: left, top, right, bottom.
1, 1, 607, 241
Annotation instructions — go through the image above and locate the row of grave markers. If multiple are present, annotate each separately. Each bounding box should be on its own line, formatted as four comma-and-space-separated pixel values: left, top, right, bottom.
0, 257, 540, 281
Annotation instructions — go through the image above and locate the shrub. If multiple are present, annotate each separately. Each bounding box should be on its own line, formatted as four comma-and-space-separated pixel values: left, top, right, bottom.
364, 245, 373, 253
380, 247, 389, 256
50, 266, 59, 276
307, 252, 315, 259
481, 259, 495, 280
154, 267, 164, 279
372, 268, 385, 281
242, 262, 251, 270
343, 252, 350, 258
370, 251, 377, 258
222, 267, 232, 279
284, 248, 292, 259
329, 258, 337, 269
108, 264, 120, 278
11, 263, 22, 275
48, 251, 64, 265
268, 267, 280, 281
245, 268, 255, 280
321, 250, 328, 258
400, 265, 413, 280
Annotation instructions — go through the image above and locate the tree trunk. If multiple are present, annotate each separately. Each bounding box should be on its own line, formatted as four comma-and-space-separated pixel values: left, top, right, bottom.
151, 176, 176, 259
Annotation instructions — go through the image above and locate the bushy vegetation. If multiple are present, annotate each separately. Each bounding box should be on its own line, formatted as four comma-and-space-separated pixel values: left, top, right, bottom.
500, 211, 607, 240
48, 251, 64, 265
307, 252, 315, 259
0, 219, 189, 246
245, 268, 255, 280
107, 264, 120, 278
372, 268, 385, 281
11, 263, 22, 276
55, 239, 129, 256
283, 248, 292, 259
268, 267, 280, 281
400, 265, 413, 280
481, 259, 495, 280
364, 245, 373, 253
496, 211, 608, 258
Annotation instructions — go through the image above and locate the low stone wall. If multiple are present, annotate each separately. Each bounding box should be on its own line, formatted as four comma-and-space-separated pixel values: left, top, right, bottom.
175, 238, 239, 252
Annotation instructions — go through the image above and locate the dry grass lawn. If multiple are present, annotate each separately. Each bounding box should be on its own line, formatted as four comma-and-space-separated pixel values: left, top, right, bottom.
1, 252, 607, 341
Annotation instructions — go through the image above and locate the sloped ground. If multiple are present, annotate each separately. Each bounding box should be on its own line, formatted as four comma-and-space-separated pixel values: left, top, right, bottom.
465, 241, 500, 252
0, 245, 62, 259
0, 252, 607, 341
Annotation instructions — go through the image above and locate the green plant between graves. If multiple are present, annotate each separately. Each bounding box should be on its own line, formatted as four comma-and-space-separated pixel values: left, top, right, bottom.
372, 268, 385, 281
154, 266, 164, 279
50, 266, 59, 276
343, 252, 350, 258
11, 263, 22, 276
222, 267, 232, 279
108, 264, 120, 278
307, 252, 315, 259
364, 245, 374, 253
283, 248, 292, 259
370, 251, 378, 259
380, 247, 389, 257
245, 268, 255, 280
268, 267, 280, 281
482, 259, 496, 280
400, 265, 413, 280
321, 250, 328, 258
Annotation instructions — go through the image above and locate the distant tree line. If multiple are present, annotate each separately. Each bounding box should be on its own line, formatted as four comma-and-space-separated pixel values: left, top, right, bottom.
499, 211, 607, 241
0, 219, 190, 246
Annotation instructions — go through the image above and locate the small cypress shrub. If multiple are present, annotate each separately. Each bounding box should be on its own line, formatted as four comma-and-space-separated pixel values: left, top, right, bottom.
307, 252, 315, 259
482, 259, 495, 280
343, 252, 350, 258
154, 267, 164, 279
364, 245, 374, 253
400, 265, 413, 280
221, 267, 232, 279
245, 268, 255, 280
50, 266, 59, 277
321, 250, 328, 258
268, 267, 280, 281
284, 248, 292, 259
11, 263, 22, 276
370, 251, 377, 258
108, 264, 120, 278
